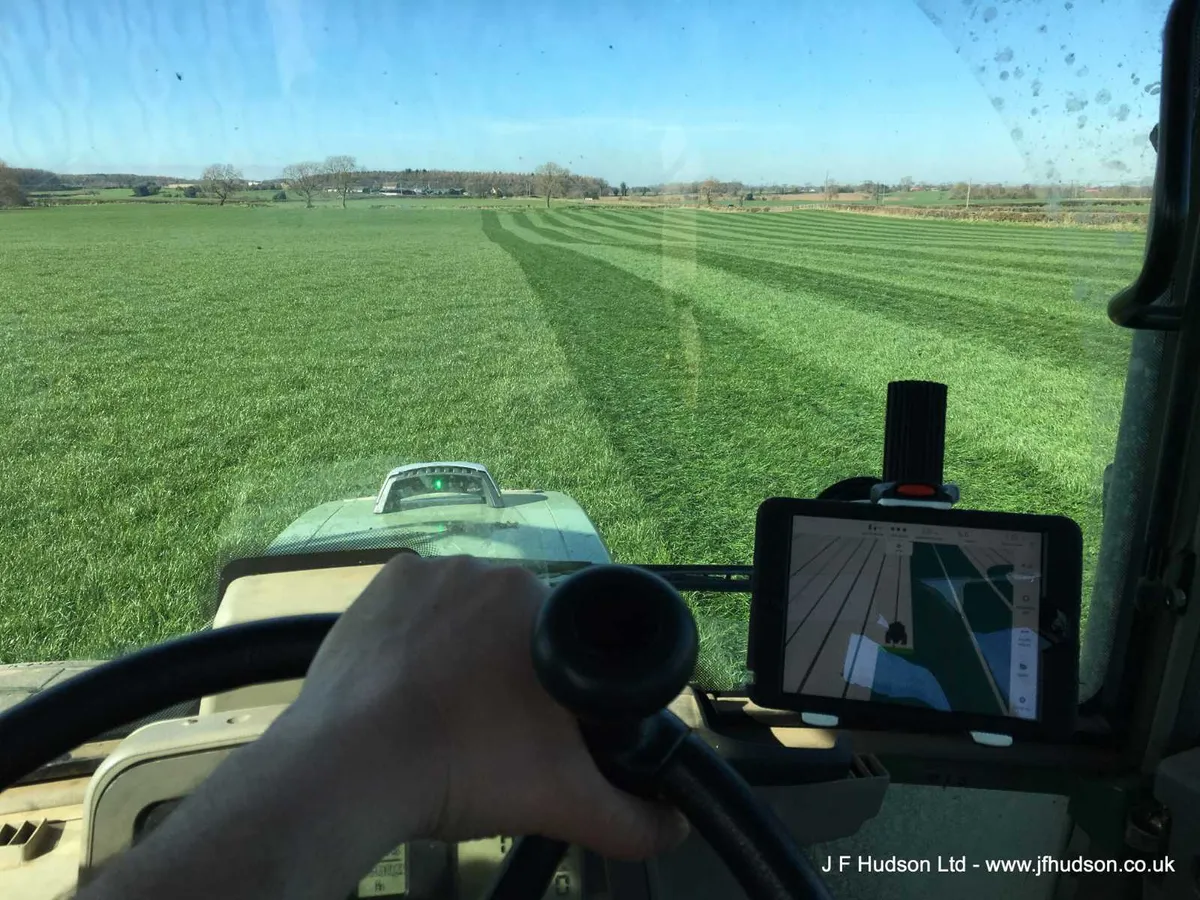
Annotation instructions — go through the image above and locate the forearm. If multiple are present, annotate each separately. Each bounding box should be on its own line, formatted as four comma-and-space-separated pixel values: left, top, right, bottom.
78, 702, 435, 900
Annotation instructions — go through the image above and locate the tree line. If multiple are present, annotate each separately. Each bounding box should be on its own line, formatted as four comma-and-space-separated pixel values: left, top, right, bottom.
198, 159, 608, 207
186, 159, 610, 208
0, 157, 1154, 211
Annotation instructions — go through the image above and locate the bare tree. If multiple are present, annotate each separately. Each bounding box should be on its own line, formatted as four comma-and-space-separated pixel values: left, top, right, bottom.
323, 155, 360, 208
0, 161, 28, 208
282, 162, 325, 209
201, 164, 243, 206
534, 162, 569, 208
699, 178, 720, 206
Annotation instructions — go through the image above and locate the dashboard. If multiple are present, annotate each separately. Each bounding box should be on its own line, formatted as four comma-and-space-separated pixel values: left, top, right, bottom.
137, 807, 586, 900
79, 705, 592, 900
69, 694, 881, 900
0, 559, 886, 900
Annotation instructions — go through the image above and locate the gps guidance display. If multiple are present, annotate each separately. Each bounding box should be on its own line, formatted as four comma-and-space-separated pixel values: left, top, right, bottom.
783, 516, 1042, 720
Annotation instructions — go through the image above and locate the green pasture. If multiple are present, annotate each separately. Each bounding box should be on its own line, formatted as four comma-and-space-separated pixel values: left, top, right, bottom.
0, 203, 1142, 684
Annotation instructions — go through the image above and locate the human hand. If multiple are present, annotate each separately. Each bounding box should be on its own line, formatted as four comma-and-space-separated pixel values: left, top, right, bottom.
288, 553, 689, 860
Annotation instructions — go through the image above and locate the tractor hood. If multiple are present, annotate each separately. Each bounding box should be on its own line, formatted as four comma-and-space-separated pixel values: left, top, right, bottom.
265, 463, 610, 564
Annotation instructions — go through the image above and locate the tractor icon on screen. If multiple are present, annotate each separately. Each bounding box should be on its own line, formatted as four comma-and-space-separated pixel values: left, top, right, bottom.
885, 620, 909, 646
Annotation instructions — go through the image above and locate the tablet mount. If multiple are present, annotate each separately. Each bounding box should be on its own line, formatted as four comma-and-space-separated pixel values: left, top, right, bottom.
811, 381, 1026, 747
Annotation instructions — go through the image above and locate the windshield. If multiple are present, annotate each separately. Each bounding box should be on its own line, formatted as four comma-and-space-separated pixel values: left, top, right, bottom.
0, 1, 1170, 693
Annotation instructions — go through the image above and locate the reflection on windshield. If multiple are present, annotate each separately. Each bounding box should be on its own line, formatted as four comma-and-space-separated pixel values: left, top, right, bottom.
0, 0, 1169, 676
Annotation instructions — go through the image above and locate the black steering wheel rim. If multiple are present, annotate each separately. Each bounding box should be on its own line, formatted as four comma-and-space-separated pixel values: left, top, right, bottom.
0, 611, 830, 900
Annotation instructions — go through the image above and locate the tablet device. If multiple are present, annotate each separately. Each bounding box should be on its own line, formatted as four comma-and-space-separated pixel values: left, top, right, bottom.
748, 498, 1082, 739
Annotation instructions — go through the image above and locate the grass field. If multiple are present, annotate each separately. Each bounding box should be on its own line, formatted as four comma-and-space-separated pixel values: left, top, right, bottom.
0, 203, 1141, 679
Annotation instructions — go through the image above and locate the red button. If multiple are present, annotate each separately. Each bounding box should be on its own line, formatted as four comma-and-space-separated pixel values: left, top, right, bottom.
897, 484, 937, 497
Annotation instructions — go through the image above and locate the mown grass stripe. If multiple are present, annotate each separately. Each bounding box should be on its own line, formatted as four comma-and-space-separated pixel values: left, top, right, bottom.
600, 208, 1144, 266
687, 206, 1142, 249
528, 213, 1130, 377
501, 217, 1118, 617
485, 212, 1111, 585
484, 211, 884, 561
511, 211, 589, 244
563, 210, 1136, 292
683, 209, 1144, 265
597, 206, 1144, 261
707, 213, 1143, 265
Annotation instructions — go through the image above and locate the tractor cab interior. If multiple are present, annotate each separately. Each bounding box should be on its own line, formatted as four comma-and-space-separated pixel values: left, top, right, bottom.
4, 1, 1200, 899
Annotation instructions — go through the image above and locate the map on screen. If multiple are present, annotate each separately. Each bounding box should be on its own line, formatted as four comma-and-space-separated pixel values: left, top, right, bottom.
783, 516, 1042, 720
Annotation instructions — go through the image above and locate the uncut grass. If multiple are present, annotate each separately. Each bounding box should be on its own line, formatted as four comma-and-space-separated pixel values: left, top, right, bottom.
0, 205, 671, 660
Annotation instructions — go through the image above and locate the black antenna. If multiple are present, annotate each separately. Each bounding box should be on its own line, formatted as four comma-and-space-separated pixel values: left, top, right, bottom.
883, 381, 946, 486
874, 381, 958, 505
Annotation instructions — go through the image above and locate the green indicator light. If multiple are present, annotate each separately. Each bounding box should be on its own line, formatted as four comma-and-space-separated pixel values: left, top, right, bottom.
433, 479, 443, 490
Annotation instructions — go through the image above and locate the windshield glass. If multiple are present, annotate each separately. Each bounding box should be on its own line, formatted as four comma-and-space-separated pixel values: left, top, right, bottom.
0, 1, 1170, 691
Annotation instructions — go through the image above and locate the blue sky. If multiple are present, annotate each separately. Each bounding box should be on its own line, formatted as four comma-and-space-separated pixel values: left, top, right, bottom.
0, 0, 1171, 184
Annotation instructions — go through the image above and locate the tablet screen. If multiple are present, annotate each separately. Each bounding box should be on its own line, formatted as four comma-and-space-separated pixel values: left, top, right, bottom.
783, 516, 1043, 720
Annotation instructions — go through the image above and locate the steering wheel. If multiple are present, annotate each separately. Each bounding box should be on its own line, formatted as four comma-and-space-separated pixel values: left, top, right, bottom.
0, 564, 832, 900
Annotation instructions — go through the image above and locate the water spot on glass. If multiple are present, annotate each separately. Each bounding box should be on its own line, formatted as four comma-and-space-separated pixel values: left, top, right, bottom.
995, 47, 1014, 63
1104, 159, 1130, 173
1077, 114, 1088, 128
1031, 107, 1040, 115
1013, 67, 1024, 79
1096, 89, 1111, 104
982, 6, 997, 22
1038, 23, 1047, 33
1113, 103, 1130, 121
1077, 66, 1089, 77
1011, 127, 1024, 141
992, 96, 1005, 111
1065, 93, 1088, 112
1132, 74, 1141, 85
1000, 70, 1010, 80
1064, 52, 1076, 64
1031, 79, 1042, 96
1145, 81, 1161, 95
1065, 1, 1074, 9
